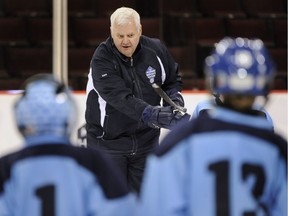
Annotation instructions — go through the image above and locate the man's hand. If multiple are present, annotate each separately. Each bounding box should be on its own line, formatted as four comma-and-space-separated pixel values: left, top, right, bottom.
141, 105, 190, 129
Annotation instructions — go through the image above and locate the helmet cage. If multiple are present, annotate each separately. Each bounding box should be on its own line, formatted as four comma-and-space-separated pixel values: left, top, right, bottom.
14, 74, 78, 138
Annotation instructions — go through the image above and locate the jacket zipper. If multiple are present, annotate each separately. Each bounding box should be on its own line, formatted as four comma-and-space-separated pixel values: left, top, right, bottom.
130, 134, 137, 156
130, 58, 141, 154
130, 58, 143, 98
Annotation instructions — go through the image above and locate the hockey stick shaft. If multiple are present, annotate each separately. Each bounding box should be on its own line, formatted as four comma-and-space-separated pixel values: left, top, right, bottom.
151, 83, 186, 115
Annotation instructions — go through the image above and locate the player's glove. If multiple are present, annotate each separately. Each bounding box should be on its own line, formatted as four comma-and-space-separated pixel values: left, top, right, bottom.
141, 105, 190, 129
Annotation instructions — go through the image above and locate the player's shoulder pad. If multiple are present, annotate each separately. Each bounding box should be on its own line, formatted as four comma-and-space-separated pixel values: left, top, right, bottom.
154, 117, 203, 156
154, 114, 287, 161
0, 144, 131, 198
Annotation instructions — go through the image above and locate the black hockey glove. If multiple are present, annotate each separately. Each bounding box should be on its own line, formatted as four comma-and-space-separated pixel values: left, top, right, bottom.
141, 105, 190, 130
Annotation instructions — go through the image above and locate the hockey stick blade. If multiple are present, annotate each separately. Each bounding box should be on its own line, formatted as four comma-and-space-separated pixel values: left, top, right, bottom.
151, 83, 186, 115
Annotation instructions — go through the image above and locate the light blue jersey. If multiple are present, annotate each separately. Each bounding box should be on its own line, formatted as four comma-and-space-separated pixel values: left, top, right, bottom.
192, 98, 274, 130
0, 138, 136, 216
139, 107, 287, 216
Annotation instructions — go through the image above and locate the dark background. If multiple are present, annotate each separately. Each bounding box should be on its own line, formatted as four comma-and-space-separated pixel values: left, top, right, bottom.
0, 0, 286, 90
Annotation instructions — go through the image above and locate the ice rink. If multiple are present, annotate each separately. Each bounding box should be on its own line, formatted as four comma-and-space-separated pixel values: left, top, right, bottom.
0, 90, 287, 156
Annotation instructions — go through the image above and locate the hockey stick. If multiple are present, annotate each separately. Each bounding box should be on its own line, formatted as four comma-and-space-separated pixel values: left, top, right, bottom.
145, 66, 186, 116
151, 83, 187, 116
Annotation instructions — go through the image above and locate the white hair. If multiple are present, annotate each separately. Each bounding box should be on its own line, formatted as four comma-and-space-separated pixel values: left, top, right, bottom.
110, 7, 141, 32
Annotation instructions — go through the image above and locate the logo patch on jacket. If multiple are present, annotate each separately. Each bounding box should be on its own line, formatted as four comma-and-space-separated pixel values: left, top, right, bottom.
145, 66, 156, 84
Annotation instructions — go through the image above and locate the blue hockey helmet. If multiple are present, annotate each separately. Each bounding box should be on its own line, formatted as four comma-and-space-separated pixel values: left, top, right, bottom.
14, 74, 78, 139
205, 37, 276, 96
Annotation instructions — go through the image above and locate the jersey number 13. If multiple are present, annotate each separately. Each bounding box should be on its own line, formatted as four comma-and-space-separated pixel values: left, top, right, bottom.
209, 160, 266, 216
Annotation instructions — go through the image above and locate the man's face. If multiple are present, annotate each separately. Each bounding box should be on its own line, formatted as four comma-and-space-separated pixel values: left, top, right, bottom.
111, 19, 142, 57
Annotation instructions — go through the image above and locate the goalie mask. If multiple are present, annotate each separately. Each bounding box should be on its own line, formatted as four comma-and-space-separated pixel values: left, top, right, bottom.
14, 74, 77, 139
205, 37, 276, 96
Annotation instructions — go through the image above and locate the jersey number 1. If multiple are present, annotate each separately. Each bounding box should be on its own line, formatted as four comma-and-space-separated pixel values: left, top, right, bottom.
35, 185, 55, 216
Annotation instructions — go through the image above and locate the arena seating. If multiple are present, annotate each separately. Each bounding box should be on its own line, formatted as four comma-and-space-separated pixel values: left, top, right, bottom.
68, 47, 94, 89
0, 17, 28, 46
5, 46, 52, 77
0, 0, 286, 90
68, 0, 96, 17
225, 18, 275, 47
73, 18, 110, 46
2, 0, 51, 17
242, 0, 287, 18
197, 0, 246, 18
